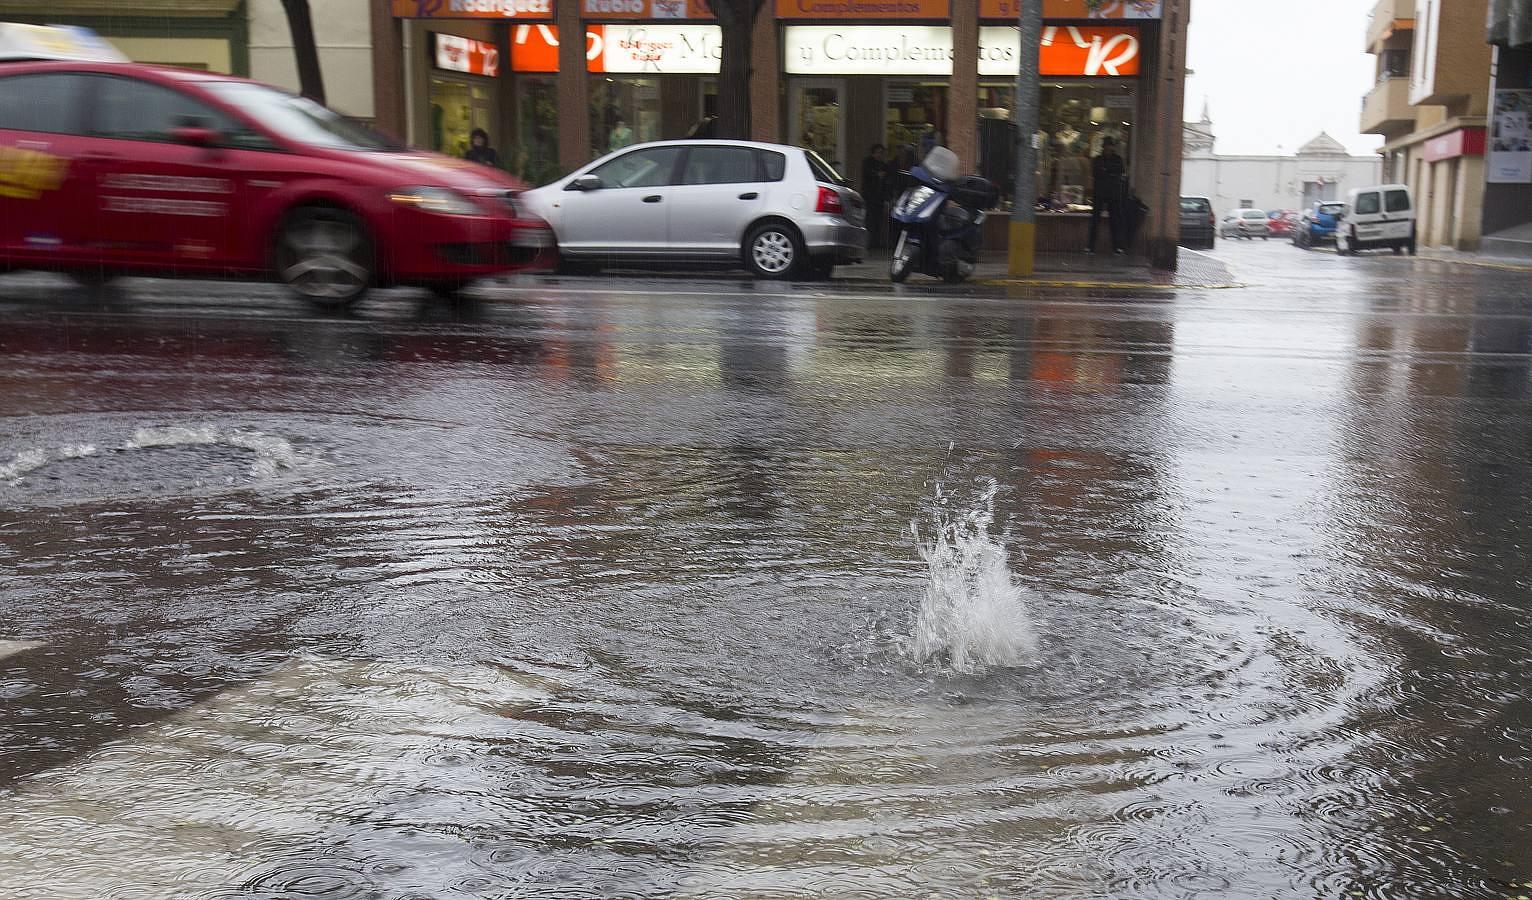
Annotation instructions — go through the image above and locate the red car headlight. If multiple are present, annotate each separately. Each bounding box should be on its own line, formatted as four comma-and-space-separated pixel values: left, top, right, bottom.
387, 186, 482, 216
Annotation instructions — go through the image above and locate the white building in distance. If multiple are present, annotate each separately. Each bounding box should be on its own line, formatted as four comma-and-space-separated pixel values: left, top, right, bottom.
1181, 106, 1382, 214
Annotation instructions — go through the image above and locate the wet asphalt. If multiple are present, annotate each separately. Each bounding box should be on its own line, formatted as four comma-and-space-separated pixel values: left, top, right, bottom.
1, 240, 1531, 899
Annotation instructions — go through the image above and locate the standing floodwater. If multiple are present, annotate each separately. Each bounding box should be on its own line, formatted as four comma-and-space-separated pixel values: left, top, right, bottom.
2, 244, 1532, 898
906, 479, 1039, 673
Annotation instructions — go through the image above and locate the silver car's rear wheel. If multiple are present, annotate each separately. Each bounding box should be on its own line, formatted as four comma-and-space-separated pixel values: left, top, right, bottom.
744, 223, 803, 279
275, 207, 372, 308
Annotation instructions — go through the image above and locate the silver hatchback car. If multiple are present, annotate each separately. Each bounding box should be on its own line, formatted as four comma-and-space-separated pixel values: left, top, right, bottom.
516, 140, 866, 279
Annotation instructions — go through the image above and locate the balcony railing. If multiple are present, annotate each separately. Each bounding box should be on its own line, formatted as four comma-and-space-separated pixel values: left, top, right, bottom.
1361, 76, 1414, 135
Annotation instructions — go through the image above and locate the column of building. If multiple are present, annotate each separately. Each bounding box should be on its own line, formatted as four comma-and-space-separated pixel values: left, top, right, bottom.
1359, 0, 1491, 251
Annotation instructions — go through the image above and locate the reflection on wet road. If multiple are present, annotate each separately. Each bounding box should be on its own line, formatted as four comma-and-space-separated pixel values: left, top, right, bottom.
2, 242, 1531, 898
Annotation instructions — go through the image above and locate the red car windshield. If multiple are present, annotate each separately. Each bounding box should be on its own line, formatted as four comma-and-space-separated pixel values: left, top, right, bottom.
202, 81, 398, 152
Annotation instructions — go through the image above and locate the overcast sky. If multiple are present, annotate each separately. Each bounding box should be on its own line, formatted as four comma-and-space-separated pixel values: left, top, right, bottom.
1183, 0, 1384, 157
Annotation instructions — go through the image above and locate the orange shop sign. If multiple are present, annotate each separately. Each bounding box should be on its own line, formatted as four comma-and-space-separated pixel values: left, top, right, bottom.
980, 25, 1140, 76
981, 0, 1161, 19
511, 23, 722, 73
391, 0, 553, 20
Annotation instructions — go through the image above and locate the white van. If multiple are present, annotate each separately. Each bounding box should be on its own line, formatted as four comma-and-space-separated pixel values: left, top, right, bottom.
1336, 184, 1416, 256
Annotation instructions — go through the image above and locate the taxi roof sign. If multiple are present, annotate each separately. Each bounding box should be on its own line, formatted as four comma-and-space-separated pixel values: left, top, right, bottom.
0, 23, 129, 63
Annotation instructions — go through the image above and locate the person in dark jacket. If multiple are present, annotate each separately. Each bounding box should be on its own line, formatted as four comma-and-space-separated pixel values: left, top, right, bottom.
861, 143, 889, 248
1086, 137, 1128, 255
465, 128, 500, 168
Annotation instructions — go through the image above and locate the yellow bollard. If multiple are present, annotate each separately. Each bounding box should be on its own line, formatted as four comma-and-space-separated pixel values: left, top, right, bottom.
1007, 220, 1035, 276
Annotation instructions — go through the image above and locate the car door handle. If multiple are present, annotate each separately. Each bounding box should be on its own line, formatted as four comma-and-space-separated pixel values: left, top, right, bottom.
738, 192, 759, 200
643, 195, 662, 203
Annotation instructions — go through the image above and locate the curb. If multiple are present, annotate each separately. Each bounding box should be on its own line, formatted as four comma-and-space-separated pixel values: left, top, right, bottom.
1302, 244, 1532, 273
978, 277, 1177, 291
1420, 255, 1532, 274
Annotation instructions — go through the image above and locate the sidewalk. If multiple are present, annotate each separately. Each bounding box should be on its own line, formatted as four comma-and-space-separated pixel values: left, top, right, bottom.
1308, 244, 1532, 273
1417, 247, 1532, 273
837, 249, 1241, 290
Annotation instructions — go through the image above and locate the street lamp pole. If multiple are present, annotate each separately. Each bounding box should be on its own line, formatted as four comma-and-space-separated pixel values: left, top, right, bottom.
1008, 0, 1042, 276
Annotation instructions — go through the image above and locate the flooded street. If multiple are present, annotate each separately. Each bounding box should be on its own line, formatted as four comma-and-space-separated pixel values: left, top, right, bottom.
2, 243, 1531, 899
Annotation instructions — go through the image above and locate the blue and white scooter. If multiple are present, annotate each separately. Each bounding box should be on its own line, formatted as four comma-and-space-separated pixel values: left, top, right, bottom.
888, 147, 998, 284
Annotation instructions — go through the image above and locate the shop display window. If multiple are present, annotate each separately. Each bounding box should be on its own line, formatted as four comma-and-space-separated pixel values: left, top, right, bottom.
590, 78, 661, 158
515, 76, 560, 187
884, 82, 949, 160
976, 80, 1135, 211
429, 77, 493, 161
793, 82, 843, 172
1039, 81, 1135, 210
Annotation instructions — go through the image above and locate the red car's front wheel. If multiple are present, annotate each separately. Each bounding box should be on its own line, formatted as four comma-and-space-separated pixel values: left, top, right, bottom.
275, 206, 374, 309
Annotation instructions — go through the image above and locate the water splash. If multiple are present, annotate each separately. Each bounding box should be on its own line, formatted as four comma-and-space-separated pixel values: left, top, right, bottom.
0, 449, 48, 482
126, 425, 220, 449
1, 425, 304, 488
905, 480, 1039, 674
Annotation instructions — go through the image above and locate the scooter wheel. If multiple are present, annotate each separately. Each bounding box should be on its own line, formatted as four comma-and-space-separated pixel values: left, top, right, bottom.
890, 234, 916, 283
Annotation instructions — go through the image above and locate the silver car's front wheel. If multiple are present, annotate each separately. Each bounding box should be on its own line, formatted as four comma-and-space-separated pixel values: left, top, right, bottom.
744, 223, 802, 279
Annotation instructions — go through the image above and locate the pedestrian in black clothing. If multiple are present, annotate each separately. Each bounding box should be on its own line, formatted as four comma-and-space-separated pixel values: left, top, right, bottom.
861, 143, 889, 248
465, 128, 500, 168
1086, 137, 1128, 255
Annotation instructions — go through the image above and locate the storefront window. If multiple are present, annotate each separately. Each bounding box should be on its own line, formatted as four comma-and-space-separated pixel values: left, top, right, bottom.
590, 78, 661, 159
1037, 81, 1135, 210
976, 80, 1136, 210
885, 82, 949, 160
792, 81, 844, 173
515, 76, 560, 187
429, 77, 493, 160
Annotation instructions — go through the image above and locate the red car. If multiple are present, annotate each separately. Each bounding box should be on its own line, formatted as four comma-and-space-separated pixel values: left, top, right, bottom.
1265, 210, 1300, 238
0, 28, 550, 307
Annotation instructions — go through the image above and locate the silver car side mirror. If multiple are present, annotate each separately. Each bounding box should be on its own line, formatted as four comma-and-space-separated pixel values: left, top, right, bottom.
568, 174, 602, 192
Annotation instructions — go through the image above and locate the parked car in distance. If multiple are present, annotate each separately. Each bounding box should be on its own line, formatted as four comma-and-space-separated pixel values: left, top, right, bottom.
516, 139, 867, 280
1219, 208, 1271, 240
0, 24, 551, 308
1178, 196, 1215, 249
1266, 209, 1299, 237
1293, 201, 1348, 249
1336, 184, 1416, 256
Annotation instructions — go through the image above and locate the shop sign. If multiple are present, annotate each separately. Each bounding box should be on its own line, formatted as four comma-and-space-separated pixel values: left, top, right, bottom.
784, 25, 950, 75
392, 0, 553, 20
979, 25, 1139, 76
1422, 127, 1485, 163
582, 0, 714, 19
980, 0, 1161, 19
510, 23, 722, 73
600, 23, 720, 71
1488, 90, 1532, 184
434, 33, 500, 76
783, 24, 1138, 77
775, 0, 950, 19
511, 23, 565, 72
